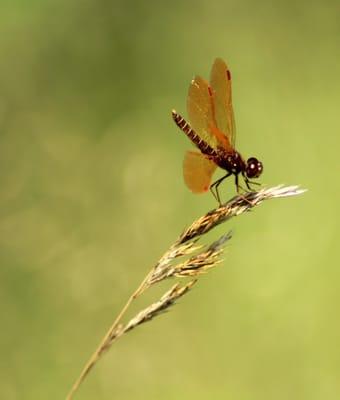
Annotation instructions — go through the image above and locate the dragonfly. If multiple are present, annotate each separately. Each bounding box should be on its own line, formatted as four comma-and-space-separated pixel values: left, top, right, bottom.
172, 58, 263, 205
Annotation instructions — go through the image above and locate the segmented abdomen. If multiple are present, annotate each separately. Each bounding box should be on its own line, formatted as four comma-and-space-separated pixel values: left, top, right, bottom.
172, 110, 216, 156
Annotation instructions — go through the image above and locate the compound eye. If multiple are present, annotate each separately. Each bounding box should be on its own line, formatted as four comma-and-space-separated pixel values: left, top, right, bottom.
246, 158, 263, 178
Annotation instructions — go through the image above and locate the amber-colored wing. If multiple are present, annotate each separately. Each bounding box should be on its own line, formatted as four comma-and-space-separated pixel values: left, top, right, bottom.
209, 58, 236, 147
187, 76, 220, 149
183, 151, 217, 193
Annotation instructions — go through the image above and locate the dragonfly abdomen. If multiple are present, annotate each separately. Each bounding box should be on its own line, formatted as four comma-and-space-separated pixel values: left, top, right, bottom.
172, 110, 216, 157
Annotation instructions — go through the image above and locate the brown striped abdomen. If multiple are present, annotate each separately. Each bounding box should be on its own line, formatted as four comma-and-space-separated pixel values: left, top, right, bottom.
171, 110, 216, 157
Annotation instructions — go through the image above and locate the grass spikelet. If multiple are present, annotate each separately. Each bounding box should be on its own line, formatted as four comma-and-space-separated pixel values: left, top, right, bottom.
124, 280, 197, 333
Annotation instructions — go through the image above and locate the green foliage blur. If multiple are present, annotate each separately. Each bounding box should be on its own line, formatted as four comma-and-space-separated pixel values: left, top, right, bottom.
0, 1, 339, 399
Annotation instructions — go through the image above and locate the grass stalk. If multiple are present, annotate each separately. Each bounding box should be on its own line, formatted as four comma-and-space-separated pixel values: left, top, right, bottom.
66, 185, 305, 399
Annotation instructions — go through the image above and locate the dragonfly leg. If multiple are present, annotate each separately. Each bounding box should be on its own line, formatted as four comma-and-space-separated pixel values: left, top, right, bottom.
210, 172, 232, 206
244, 177, 261, 191
236, 175, 255, 205
235, 174, 248, 193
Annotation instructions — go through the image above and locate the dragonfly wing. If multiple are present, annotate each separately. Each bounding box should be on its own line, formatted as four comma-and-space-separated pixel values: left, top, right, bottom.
187, 76, 219, 149
183, 151, 217, 193
210, 58, 236, 147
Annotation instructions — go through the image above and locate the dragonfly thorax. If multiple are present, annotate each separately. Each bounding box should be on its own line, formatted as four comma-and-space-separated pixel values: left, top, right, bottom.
217, 150, 245, 175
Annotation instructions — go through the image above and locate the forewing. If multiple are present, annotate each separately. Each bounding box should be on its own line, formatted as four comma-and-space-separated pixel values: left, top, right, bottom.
210, 58, 236, 147
187, 76, 219, 149
183, 151, 217, 193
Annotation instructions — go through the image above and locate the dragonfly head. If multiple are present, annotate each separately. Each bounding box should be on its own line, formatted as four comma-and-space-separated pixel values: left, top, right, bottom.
245, 157, 263, 178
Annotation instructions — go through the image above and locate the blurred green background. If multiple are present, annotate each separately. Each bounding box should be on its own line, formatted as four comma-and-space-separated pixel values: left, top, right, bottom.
0, 1, 339, 399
